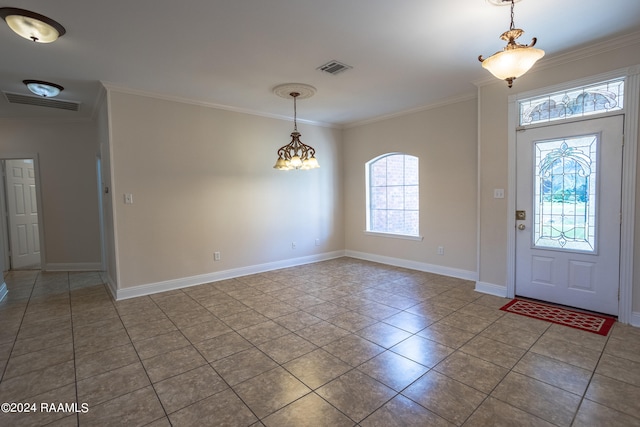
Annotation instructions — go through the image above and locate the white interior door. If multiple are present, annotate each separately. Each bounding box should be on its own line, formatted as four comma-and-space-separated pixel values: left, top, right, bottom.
5, 159, 41, 269
515, 116, 623, 315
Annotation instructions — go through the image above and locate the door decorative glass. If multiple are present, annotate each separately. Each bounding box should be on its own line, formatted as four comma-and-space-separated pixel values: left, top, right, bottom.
519, 78, 624, 126
533, 135, 598, 252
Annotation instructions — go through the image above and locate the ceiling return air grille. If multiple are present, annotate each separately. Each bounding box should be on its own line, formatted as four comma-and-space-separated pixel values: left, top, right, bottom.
3, 92, 80, 111
316, 60, 352, 75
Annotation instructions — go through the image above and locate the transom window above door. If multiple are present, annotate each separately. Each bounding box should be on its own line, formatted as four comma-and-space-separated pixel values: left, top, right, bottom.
518, 77, 624, 126
365, 153, 420, 239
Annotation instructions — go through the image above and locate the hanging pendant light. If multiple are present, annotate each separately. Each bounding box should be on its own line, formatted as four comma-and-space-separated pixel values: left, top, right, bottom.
273, 84, 319, 171
0, 8, 66, 43
478, 0, 544, 88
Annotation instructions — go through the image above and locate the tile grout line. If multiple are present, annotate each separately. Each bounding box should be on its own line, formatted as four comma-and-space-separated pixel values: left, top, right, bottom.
455, 303, 554, 426
4, 261, 638, 426
0, 271, 38, 384
568, 325, 616, 426
140, 286, 270, 423
71, 280, 172, 425
118, 288, 179, 424
66, 271, 83, 427
185, 284, 353, 425
182, 275, 409, 424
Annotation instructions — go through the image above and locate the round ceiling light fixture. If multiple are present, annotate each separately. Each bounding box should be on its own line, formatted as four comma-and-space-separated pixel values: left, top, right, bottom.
23, 80, 64, 97
0, 7, 66, 43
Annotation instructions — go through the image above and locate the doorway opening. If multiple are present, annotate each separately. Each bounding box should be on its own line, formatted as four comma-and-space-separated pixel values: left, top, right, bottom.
0, 157, 45, 271
514, 116, 623, 315
506, 67, 639, 324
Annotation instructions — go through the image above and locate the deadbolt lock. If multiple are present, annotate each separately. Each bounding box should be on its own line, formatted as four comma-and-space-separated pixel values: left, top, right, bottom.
516, 210, 526, 220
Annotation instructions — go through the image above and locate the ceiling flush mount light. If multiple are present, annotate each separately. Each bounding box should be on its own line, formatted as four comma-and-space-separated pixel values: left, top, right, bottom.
0, 7, 66, 43
23, 80, 64, 97
273, 83, 319, 171
478, 0, 544, 88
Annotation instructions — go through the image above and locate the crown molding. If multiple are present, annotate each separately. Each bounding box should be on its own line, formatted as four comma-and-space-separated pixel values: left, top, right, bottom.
343, 92, 477, 129
100, 81, 338, 129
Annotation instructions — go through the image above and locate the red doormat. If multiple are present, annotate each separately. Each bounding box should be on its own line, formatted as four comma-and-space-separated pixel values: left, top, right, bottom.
500, 299, 616, 336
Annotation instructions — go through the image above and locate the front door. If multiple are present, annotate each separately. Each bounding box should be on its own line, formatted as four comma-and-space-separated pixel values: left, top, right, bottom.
5, 159, 41, 269
515, 116, 623, 315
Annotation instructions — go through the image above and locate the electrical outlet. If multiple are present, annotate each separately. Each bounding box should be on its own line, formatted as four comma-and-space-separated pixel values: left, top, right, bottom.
437, 246, 444, 255
291, 242, 296, 249
214, 251, 221, 261
124, 193, 134, 204
315, 238, 320, 246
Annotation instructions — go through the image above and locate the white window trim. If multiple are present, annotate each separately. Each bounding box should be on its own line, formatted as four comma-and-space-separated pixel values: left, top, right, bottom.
363, 230, 424, 241
365, 152, 420, 238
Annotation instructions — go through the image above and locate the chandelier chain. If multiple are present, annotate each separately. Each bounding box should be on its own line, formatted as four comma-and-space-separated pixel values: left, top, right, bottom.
292, 92, 298, 131
509, 0, 515, 31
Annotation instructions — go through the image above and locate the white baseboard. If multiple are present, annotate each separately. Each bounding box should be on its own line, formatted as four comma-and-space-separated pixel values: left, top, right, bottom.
475, 281, 508, 298
103, 272, 118, 301
45, 262, 102, 272
630, 312, 640, 328
0, 282, 7, 302
116, 250, 346, 300
115, 250, 479, 300
344, 250, 477, 281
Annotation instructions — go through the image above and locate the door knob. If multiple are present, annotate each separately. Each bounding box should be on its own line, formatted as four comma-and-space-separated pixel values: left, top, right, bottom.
518, 224, 526, 230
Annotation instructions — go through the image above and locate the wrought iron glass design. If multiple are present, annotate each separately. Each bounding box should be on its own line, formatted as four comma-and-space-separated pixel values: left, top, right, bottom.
519, 78, 624, 126
533, 135, 598, 252
367, 154, 419, 236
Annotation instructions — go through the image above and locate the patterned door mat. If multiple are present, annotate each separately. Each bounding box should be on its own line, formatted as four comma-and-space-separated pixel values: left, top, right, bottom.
500, 299, 616, 336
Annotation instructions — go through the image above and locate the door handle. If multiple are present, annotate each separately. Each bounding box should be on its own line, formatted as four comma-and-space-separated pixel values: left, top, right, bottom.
518, 224, 526, 230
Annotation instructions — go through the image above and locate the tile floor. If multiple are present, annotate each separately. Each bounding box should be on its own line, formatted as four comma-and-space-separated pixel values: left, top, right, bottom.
0, 257, 639, 426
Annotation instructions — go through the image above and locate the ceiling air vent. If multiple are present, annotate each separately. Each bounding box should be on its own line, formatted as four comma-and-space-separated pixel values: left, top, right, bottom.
4, 92, 80, 111
317, 60, 352, 75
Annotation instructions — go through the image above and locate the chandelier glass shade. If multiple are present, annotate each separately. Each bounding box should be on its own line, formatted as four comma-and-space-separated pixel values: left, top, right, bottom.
0, 8, 66, 43
24, 80, 64, 97
273, 87, 319, 171
478, 0, 544, 88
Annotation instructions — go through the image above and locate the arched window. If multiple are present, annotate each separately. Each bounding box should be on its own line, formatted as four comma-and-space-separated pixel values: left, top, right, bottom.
366, 153, 419, 237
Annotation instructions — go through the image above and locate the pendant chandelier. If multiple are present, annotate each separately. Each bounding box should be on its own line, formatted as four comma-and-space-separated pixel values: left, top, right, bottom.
273, 84, 319, 170
478, 0, 544, 88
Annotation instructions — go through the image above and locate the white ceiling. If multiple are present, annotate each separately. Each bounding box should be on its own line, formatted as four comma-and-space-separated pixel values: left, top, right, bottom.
1, 0, 640, 127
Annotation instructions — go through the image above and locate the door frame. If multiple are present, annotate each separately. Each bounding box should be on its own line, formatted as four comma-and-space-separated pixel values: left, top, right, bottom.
506, 66, 639, 324
96, 155, 107, 271
0, 153, 47, 271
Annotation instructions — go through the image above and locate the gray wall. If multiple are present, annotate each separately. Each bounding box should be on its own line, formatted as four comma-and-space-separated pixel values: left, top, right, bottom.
0, 119, 102, 269
107, 90, 344, 289
343, 97, 478, 277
